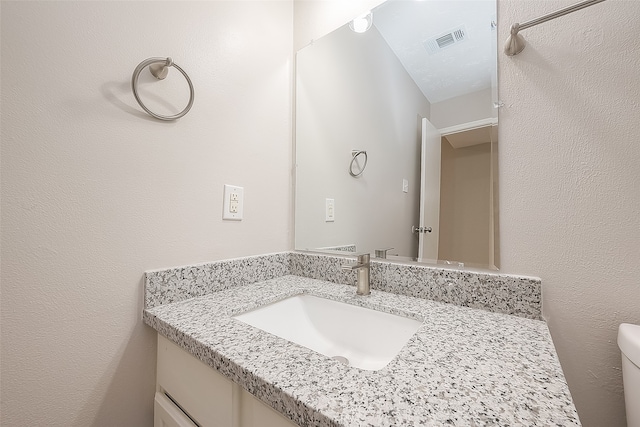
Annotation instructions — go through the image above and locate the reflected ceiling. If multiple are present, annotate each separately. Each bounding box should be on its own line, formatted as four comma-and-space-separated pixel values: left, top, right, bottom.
373, 0, 495, 103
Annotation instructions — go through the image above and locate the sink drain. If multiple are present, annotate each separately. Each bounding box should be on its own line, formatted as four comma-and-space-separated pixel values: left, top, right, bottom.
331, 355, 350, 365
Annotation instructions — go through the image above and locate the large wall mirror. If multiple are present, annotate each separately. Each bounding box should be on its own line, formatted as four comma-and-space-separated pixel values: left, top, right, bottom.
295, 0, 499, 269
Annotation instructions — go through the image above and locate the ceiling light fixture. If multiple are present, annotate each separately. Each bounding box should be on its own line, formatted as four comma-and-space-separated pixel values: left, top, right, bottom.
349, 11, 373, 33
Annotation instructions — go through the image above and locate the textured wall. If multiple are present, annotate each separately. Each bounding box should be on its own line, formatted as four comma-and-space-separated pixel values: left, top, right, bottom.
0, 1, 292, 425
497, 1, 640, 425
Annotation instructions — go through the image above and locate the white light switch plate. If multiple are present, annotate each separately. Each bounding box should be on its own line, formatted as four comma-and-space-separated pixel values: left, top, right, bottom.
325, 198, 335, 222
223, 185, 244, 220
402, 179, 409, 193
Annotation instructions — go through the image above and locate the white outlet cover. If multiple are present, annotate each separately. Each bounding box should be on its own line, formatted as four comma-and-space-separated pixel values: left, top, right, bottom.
223, 184, 244, 220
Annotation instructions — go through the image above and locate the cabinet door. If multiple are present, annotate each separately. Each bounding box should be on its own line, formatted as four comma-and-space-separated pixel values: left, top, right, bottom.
157, 334, 299, 427
157, 335, 234, 427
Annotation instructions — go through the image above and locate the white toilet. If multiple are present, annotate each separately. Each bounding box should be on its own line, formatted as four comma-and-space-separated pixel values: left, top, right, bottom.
619, 323, 640, 427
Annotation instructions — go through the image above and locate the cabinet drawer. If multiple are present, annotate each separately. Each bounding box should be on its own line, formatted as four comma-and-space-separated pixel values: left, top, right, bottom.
154, 392, 198, 427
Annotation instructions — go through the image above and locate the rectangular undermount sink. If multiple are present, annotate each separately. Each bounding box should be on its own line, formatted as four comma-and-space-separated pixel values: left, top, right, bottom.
232, 294, 423, 370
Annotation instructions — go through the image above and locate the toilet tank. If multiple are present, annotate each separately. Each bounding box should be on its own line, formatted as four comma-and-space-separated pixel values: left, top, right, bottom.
619, 323, 640, 427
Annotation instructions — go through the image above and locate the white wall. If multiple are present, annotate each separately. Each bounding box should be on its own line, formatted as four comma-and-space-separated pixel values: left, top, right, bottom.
0, 1, 292, 425
498, 1, 640, 425
430, 88, 494, 129
295, 23, 430, 256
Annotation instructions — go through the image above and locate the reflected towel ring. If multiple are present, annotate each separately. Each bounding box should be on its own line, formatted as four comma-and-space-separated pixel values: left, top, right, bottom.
349, 150, 368, 177
131, 57, 194, 121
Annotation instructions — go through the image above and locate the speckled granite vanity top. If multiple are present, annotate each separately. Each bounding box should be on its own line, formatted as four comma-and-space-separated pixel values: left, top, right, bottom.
144, 265, 580, 426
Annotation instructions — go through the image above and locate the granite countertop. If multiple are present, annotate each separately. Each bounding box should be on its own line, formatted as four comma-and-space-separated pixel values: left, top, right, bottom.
143, 274, 580, 426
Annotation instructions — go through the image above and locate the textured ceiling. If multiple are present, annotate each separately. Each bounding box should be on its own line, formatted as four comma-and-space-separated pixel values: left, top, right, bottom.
373, 0, 496, 103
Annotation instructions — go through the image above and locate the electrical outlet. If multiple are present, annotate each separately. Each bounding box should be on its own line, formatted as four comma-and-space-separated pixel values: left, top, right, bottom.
223, 185, 244, 220
229, 192, 239, 213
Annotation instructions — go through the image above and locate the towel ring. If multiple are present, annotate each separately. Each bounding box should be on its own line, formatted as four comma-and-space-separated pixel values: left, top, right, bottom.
349, 150, 368, 177
131, 57, 194, 121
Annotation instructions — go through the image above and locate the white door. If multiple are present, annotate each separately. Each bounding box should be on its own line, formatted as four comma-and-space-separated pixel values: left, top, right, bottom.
418, 118, 441, 261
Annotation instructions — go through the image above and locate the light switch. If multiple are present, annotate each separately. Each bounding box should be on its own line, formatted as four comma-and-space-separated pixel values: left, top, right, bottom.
402, 179, 409, 193
223, 185, 244, 220
325, 198, 335, 222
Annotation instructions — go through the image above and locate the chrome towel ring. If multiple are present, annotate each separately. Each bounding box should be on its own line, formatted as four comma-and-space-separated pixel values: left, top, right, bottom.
131, 57, 194, 121
349, 150, 368, 177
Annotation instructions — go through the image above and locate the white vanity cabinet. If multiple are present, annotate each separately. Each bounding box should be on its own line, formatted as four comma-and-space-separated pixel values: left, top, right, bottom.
155, 334, 297, 427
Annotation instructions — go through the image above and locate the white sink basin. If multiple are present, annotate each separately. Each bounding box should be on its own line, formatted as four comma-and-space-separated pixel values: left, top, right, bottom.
232, 294, 422, 370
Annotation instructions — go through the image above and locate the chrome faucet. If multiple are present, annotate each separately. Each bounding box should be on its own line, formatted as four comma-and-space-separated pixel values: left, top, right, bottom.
341, 253, 370, 295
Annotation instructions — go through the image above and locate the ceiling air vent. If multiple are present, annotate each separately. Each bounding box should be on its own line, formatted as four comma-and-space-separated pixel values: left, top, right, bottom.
423, 25, 468, 55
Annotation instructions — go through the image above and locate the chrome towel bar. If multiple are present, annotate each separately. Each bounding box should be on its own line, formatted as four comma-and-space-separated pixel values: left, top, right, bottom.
505, 0, 607, 56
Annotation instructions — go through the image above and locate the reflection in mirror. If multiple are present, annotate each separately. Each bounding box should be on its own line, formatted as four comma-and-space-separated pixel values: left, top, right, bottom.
295, 0, 499, 269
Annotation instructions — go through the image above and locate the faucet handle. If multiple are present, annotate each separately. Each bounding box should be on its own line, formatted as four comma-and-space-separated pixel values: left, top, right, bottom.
374, 248, 394, 259
340, 252, 372, 296
341, 252, 370, 269
353, 252, 370, 263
